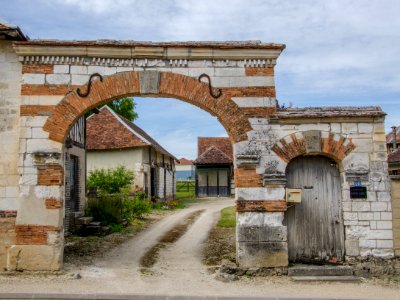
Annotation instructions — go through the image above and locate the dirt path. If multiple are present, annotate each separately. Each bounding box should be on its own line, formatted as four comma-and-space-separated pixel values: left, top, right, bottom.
0, 197, 399, 300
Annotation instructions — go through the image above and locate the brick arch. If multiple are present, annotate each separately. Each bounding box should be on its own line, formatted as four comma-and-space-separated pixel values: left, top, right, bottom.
271, 130, 356, 163
43, 71, 252, 144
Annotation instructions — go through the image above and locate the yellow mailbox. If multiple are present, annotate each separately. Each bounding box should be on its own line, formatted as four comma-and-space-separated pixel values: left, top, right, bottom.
286, 188, 302, 203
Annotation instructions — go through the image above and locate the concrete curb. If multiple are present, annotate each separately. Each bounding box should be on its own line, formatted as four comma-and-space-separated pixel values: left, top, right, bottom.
0, 293, 375, 300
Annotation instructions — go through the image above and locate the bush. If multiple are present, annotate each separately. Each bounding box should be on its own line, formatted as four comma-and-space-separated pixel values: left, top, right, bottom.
122, 192, 151, 221
87, 166, 134, 194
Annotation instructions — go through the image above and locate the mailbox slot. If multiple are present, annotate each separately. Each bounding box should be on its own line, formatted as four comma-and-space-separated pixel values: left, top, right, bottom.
286, 188, 302, 203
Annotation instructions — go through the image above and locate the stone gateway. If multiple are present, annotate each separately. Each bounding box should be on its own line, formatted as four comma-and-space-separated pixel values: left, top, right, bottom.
0, 21, 394, 271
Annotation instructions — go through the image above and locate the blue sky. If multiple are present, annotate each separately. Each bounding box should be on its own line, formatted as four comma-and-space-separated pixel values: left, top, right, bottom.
1, 0, 399, 159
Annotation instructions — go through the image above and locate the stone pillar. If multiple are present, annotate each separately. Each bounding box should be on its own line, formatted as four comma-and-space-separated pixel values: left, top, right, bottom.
8, 124, 65, 271
234, 149, 288, 268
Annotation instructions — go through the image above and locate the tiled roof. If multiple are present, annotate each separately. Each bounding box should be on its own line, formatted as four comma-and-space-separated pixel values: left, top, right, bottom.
0, 19, 28, 41
388, 149, 400, 164
194, 137, 232, 165
86, 106, 176, 160
386, 126, 400, 144
178, 158, 193, 165
194, 146, 232, 165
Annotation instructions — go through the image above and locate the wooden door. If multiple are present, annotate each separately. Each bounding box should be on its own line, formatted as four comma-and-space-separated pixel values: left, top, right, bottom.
285, 156, 344, 263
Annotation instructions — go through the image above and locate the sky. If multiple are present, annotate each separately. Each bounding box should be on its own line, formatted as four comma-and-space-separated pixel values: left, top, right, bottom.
1, 0, 399, 159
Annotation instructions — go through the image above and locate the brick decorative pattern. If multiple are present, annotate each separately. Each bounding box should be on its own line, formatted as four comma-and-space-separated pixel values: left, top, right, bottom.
236, 200, 287, 212
37, 164, 64, 186
21, 84, 78, 95
0, 210, 17, 218
22, 65, 54, 74
234, 168, 263, 187
245, 67, 274, 76
39, 72, 254, 144
15, 225, 59, 245
272, 131, 355, 162
20, 105, 55, 116
45, 198, 63, 209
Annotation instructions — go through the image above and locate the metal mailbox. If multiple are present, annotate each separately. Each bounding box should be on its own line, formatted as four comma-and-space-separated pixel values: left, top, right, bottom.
286, 188, 302, 203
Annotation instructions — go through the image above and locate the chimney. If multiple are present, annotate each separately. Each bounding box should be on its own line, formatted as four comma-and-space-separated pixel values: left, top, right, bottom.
392, 126, 397, 151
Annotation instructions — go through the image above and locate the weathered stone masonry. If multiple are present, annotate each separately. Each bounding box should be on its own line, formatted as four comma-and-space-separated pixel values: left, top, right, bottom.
0, 37, 395, 271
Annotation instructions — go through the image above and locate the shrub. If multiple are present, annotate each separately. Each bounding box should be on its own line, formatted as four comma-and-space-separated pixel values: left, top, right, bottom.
87, 166, 134, 194
122, 192, 151, 221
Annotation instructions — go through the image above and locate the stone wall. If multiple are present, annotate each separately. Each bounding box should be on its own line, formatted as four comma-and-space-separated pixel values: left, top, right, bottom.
391, 177, 400, 256
0, 40, 22, 271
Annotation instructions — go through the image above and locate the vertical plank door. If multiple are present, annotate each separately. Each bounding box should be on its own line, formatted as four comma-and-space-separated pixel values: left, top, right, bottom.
285, 156, 345, 263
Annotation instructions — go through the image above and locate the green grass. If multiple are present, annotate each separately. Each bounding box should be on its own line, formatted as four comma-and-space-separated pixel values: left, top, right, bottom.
217, 206, 236, 228
176, 181, 195, 199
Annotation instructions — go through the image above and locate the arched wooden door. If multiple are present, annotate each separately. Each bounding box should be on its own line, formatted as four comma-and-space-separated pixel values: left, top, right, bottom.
285, 156, 345, 263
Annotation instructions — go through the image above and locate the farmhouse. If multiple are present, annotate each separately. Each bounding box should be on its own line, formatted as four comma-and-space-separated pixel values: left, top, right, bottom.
194, 137, 234, 197
86, 106, 177, 201
0, 18, 397, 271
176, 158, 195, 180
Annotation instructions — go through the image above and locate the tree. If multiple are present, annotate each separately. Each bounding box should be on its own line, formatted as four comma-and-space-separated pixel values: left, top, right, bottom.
107, 97, 138, 121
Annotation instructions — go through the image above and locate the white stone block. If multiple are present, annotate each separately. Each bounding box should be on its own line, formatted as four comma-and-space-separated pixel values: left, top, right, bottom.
31, 127, 49, 139
346, 226, 369, 239
26, 139, 62, 153
352, 202, 370, 212
87, 66, 116, 75
46, 74, 70, 85
381, 212, 392, 220
358, 123, 373, 134
22, 74, 45, 84
342, 201, 352, 212
343, 212, 358, 221
237, 212, 284, 226
24, 116, 48, 128
330, 123, 341, 133
214, 68, 245, 77
373, 212, 381, 220
116, 67, 134, 73
53, 65, 69, 73
365, 229, 393, 240
352, 139, 372, 153
171, 68, 189, 76
377, 191, 391, 202
71, 74, 89, 85
70, 65, 87, 74
359, 239, 376, 248
360, 248, 372, 257
370, 221, 377, 229
371, 249, 394, 258
20, 127, 32, 138
342, 123, 358, 134
376, 221, 392, 229
188, 68, 215, 77
5, 186, 18, 198
232, 97, 276, 108
371, 202, 388, 211
358, 212, 374, 220
343, 152, 369, 170
377, 240, 394, 248
236, 187, 285, 200
0, 197, 19, 210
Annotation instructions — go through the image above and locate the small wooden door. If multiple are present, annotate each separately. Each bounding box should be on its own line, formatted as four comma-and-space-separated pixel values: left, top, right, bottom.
285, 156, 344, 263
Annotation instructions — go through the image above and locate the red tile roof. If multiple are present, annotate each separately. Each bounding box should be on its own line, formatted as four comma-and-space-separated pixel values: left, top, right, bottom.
388, 149, 400, 164
86, 106, 176, 160
178, 158, 193, 165
386, 127, 400, 144
194, 137, 232, 165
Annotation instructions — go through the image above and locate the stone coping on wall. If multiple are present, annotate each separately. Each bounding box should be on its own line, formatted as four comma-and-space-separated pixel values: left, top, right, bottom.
277, 106, 386, 120
13, 40, 285, 60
